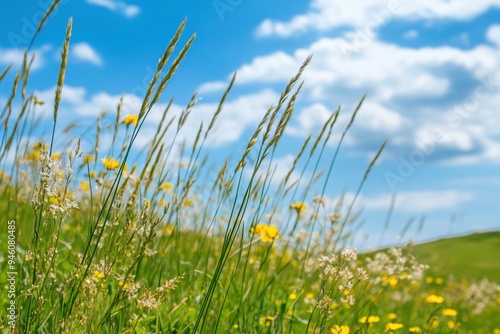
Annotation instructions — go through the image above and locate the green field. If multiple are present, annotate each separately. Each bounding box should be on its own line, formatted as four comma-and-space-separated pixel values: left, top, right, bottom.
1, 3, 500, 333
411, 231, 500, 282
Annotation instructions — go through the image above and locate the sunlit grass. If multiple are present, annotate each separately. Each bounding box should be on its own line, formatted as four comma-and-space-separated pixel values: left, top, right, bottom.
0, 2, 499, 333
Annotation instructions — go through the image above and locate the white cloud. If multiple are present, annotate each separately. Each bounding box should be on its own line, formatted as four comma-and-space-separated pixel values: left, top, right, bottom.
320, 189, 473, 219
75, 92, 142, 117
256, 0, 500, 38
228, 30, 500, 163
487, 24, 500, 46
32, 85, 88, 118
32, 85, 144, 120
354, 102, 405, 132
199, 89, 280, 146
237, 51, 300, 84
197, 81, 227, 94
248, 154, 304, 186
26, 85, 280, 148
0, 45, 50, 71
287, 103, 332, 136
87, 0, 140, 18
360, 190, 474, 213
35, 85, 86, 104
234, 37, 494, 97
72, 42, 103, 66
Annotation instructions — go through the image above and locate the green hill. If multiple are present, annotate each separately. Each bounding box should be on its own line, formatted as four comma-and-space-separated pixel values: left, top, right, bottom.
410, 231, 500, 282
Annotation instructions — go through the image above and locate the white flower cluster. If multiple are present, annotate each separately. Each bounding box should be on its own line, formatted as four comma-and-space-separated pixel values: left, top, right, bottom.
462, 278, 500, 314
316, 248, 369, 311
35, 151, 78, 218
366, 247, 428, 284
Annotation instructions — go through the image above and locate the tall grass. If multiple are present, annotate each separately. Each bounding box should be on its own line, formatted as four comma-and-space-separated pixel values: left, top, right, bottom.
1, 2, 499, 333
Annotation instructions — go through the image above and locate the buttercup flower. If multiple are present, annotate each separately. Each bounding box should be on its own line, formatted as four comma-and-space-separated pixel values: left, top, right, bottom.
385, 323, 403, 331
330, 325, 350, 334
359, 315, 380, 324
258, 315, 274, 327
250, 224, 281, 243
83, 155, 95, 163
290, 202, 307, 212
101, 157, 120, 170
387, 313, 397, 320
161, 182, 173, 192
80, 180, 90, 191
425, 294, 444, 304
122, 114, 139, 126
442, 308, 457, 317
94, 270, 105, 279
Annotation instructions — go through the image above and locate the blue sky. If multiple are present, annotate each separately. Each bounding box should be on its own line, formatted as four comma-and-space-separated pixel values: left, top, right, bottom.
1, 0, 500, 249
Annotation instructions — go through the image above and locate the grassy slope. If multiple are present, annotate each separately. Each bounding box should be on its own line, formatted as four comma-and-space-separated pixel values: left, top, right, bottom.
410, 231, 500, 282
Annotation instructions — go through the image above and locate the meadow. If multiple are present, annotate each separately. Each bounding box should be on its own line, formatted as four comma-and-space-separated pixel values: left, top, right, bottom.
1, 3, 500, 333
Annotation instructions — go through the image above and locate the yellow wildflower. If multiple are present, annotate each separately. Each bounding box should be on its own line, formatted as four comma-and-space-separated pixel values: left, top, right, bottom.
442, 308, 457, 317
330, 325, 350, 334
425, 276, 434, 284
163, 225, 174, 236
305, 293, 314, 299
93, 270, 105, 279
429, 318, 439, 329
26, 151, 40, 161
409, 326, 421, 333
387, 313, 397, 320
258, 316, 274, 327
51, 153, 61, 160
122, 114, 139, 126
425, 294, 444, 304
48, 196, 59, 205
250, 224, 281, 243
388, 276, 398, 287
101, 157, 120, 170
80, 180, 90, 191
385, 323, 403, 331
161, 182, 173, 192
359, 315, 380, 324
83, 155, 94, 163
118, 280, 130, 289
33, 142, 48, 151
289, 292, 297, 300
183, 198, 193, 207
435, 277, 444, 284
290, 202, 307, 212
